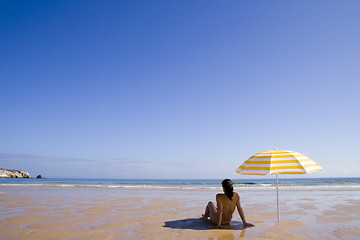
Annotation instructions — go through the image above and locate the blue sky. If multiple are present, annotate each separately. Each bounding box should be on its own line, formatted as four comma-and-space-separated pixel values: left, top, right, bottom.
1, 0, 359, 179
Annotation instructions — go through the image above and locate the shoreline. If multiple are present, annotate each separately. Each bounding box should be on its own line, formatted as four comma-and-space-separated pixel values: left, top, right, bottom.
2, 184, 360, 192
1, 177, 360, 192
1, 186, 360, 239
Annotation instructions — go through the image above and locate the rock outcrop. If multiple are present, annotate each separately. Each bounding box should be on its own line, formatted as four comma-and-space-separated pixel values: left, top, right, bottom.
36, 174, 46, 179
0, 168, 31, 178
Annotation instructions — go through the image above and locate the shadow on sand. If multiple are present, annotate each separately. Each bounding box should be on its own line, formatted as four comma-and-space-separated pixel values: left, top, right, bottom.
163, 218, 248, 230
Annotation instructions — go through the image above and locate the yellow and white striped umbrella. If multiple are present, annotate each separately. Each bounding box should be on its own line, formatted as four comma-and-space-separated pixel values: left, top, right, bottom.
236, 149, 322, 222
236, 149, 322, 175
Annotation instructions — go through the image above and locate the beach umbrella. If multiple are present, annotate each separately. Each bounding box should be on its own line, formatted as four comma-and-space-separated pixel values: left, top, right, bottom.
236, 149, 322, 222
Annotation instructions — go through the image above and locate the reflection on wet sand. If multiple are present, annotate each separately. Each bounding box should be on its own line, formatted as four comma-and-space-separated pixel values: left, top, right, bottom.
209, 227, 247, 240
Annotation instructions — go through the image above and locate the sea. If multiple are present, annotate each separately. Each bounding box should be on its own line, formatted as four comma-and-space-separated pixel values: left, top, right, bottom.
1, 178, 360, 191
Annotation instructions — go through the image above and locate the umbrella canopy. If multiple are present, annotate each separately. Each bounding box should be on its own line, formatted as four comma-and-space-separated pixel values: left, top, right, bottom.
236, 149, 322, 175
236, 149, 322, 222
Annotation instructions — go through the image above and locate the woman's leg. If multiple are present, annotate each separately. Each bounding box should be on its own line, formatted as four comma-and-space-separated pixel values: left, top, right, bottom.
202, 204, 210, 219
203, 201, 218, 224
208, 201, 218, 224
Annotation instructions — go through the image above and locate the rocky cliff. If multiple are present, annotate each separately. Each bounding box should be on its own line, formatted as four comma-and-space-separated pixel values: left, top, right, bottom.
0, 168, 31, 178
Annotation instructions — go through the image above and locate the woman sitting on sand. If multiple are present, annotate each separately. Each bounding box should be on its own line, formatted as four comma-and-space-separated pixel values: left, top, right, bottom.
202, 179, 254, 228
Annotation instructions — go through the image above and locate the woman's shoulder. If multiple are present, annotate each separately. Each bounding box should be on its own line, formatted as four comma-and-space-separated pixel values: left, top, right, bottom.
216, 193, 227, 199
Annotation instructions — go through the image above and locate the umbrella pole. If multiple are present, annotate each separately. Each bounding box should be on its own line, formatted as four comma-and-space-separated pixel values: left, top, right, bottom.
276, 174, 280, 222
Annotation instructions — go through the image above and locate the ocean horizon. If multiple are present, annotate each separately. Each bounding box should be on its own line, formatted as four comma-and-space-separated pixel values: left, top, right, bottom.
1, 177, 360, 191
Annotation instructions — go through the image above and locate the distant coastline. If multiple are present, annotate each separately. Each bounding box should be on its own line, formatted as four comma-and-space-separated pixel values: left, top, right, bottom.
0, 168, 31, 178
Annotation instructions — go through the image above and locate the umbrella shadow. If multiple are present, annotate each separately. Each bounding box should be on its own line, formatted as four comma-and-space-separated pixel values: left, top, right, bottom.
163, 218, 248, 230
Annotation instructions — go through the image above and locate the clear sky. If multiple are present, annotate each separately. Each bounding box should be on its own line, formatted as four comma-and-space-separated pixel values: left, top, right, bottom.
1, 0, 359, 179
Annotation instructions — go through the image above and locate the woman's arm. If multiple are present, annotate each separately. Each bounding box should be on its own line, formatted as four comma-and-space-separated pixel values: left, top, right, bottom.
236, 196, 254, 227
216, 194, 223, 228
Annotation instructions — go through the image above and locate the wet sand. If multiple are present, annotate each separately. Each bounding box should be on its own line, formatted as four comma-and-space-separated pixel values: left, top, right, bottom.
1, 186, 359, 239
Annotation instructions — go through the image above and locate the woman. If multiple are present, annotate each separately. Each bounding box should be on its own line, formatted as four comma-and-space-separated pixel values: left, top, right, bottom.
202, 179, 254, 228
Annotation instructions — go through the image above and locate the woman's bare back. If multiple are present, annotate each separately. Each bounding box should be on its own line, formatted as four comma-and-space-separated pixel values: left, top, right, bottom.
217, 192, 239, 224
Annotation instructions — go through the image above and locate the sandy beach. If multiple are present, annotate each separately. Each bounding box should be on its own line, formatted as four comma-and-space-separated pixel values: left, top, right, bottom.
1, 186, 359, 240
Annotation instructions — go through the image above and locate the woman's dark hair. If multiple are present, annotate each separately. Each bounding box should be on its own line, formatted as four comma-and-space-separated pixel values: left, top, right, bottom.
222, 179, 234, 200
